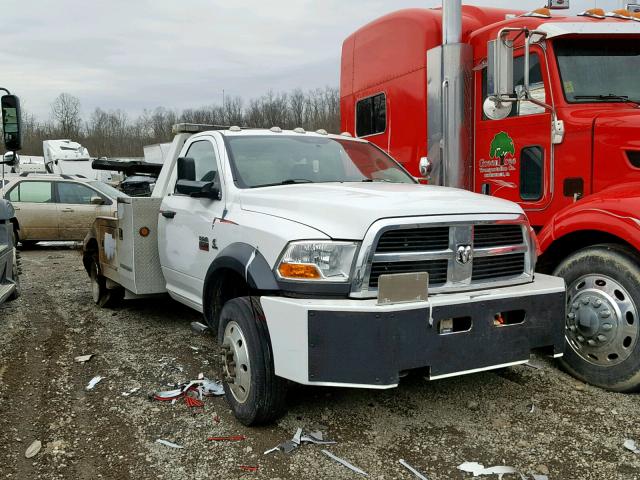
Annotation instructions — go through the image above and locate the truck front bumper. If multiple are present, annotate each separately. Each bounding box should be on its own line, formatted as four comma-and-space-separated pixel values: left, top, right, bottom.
261, 273, 566, 388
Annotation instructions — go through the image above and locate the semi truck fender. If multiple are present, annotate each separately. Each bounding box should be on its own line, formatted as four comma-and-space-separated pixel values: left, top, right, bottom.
538, 186, 640, 268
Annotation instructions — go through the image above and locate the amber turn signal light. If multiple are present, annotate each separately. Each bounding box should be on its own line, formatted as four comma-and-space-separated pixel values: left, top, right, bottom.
139, 226, 150, 237
278, 263, 322, 279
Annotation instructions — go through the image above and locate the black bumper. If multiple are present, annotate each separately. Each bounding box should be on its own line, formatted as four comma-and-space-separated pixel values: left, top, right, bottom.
307, 290, 565, 386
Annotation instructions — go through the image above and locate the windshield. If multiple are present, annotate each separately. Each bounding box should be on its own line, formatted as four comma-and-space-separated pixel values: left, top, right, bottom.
555, 38, 640, 103
89, 181, 128, 199
225, 135, 415, 188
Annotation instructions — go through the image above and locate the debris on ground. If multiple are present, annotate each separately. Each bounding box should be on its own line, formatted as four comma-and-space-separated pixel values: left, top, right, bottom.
74, 354, 94, 363
322, 449, 368, 477
190, 321, 209, 335
85, 376, 103, 390
458, 462, 519, 478
239, 465, 258, 472
121, 386, 141, 397
207, 435, 246, 442
155, 439, 184, 449
25, 440, 42, 458
625, 439, 640, 454
399, 459, 429, 479
264, 427, 336, 455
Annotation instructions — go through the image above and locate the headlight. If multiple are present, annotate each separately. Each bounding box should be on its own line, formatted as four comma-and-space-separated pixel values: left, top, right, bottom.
276, 241, 359, 283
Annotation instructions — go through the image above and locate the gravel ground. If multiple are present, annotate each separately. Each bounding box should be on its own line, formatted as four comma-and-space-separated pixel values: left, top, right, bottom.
1, 247, 640, 479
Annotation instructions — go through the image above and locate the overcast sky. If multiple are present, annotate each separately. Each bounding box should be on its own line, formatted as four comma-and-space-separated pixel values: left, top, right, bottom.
1, 0, 622, 119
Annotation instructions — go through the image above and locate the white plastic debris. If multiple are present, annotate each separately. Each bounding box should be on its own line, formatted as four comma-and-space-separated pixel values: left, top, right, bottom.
458, 462, 523, 479
190, 321, 209, 334
25, 440, 42, 458
86, 376, 103, 390
121, 386, 141, 397
624, 439, 640, 454
264, 427, 336, 455
322, 449, 368, 477
399, 459, 429, 479
300, 431, 337, 445
74, 354, 94, 363
202, 379, 224, 396
532, 475, 549, 480
155, 439, 184, 449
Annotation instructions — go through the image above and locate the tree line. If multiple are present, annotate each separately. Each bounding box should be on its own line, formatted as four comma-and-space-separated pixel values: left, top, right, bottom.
14, 88, 340, 158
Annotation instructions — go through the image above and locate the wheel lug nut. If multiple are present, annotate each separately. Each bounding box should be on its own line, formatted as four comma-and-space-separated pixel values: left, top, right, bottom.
577, 336, 585, 343
592, 299, 602, 308
581, 297, 591, 305
587, 339, 596, 346
567, 312, 576, 320
602, 323, 613, 331
568, 325, 576, 332
600, 310, 611, 318
597, 335, 607, 342
572, 302, 580, 310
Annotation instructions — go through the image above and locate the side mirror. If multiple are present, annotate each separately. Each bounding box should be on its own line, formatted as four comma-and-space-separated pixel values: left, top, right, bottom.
487, 39, 514, 98
177, 157, 196, 181
90, 196, 105, 205
1, 94, 22, 152
2, 152, 18, 167
418, 157, 432, 178
175, 179, 221, 200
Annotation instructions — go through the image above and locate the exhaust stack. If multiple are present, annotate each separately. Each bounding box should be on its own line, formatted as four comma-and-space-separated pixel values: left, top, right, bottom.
426, 1, 472, 190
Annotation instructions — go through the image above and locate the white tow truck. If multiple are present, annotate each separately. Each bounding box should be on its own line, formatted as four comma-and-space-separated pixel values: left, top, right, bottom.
83, 123, 566, 425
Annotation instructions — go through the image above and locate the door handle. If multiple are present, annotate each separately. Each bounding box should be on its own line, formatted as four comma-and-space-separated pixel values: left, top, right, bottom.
161, 210, 176, 219
61, 208, 74, 212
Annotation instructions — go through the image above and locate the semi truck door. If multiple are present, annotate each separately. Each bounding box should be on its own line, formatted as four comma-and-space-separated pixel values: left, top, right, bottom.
158, 136, 225, 309
475, 52, 552, 222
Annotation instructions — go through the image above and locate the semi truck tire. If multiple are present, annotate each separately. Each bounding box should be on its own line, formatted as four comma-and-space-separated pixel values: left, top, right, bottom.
90, 257, 124, 308
8, 230, 20, 301
218, 296, 287, 425
554, 244, 640, 392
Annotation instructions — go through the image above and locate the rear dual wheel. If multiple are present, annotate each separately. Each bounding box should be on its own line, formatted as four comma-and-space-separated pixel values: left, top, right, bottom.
555, 244, 640, 392
218, 297, 287, 425
90, 257, 124, 308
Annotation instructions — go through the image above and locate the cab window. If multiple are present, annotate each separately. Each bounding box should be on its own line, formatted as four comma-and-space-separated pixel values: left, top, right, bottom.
356, 93, 386, 137
178, 140, 219, 189
7, 181, 53, 203
57, 182, 105, 205
482, 53, 545, 118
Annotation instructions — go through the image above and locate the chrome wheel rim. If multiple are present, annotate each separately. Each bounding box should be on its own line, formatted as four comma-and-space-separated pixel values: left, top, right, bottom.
222, 321, 251, 403
566, 273, 638, 366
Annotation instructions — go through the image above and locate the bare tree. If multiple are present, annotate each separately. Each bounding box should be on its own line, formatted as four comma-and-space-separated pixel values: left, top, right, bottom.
50, 93, 81, 138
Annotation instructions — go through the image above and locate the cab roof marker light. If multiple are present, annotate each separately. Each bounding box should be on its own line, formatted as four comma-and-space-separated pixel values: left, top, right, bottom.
315, 129, 328, 135
228, 126, 242, 132
293, 127, 306, 134
522, 7, 551, 18
270, 126, 282, 133
578, 8, 606, 19
340, 131, 353, 137
606, 9, 634, 19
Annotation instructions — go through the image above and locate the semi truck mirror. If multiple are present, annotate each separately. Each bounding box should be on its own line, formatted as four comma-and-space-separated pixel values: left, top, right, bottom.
2, 152, 18, 167
177, 157, 196, 181
419, 157, 433, 178
487, 39, 514, 98
482, 97, 512, 121
1, 94, 22, 152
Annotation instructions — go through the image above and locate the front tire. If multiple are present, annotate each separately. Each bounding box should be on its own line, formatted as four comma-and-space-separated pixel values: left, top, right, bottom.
218, 297, 287, 425
555, 244, 640, 392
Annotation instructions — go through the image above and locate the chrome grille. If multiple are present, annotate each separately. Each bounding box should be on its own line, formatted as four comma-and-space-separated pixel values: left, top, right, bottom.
474, 224, 523, 248
358, 219, 532, 296
472, 253, 526, 281
375, 226, 449, 253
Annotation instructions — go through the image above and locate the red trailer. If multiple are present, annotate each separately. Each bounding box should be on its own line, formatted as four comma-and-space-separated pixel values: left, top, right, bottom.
341, 1, 640, 391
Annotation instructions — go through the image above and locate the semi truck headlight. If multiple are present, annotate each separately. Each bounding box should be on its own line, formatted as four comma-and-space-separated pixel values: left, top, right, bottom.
277, 241, 359, 282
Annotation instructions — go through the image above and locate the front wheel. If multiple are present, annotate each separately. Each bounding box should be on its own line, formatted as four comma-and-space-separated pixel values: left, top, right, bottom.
218, 297, 287, 425
555, 244, 640, 392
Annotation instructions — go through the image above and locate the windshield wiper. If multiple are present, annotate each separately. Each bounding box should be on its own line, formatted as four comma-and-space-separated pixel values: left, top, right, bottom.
251, 178, 313, 188
574, 94, 640, 106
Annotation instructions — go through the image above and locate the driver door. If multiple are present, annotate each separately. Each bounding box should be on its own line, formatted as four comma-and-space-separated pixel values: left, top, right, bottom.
474, 51, 553, 225
158, 136, 225, 309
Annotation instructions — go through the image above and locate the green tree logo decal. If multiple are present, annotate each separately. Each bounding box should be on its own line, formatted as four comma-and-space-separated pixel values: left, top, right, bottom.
489, 132, 516, 165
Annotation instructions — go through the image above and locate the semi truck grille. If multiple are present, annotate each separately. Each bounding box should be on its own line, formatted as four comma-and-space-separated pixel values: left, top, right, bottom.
474, 224, 523, 248
472, 253, 526, 281
365, 223, 529, 292
375, 226, 449, 252
369, 259, 448, 288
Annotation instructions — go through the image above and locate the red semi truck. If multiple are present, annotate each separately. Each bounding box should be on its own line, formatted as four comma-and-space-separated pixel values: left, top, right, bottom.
341, 1, 640, 391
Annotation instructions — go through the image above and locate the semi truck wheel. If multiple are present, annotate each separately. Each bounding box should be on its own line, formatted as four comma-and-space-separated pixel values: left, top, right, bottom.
90, 257, 124, 308
554, 244, 640, 392
218, 296, 287, 425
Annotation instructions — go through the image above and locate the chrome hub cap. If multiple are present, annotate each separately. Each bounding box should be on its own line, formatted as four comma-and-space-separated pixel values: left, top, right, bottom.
566, 274, 638, 366
221, 321, 251, 403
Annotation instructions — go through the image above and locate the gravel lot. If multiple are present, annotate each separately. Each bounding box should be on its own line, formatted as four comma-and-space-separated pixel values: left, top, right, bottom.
1, 247, 640, 479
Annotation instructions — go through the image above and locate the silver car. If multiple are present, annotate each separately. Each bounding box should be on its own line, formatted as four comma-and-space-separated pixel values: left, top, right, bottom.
2, 174, 124, 245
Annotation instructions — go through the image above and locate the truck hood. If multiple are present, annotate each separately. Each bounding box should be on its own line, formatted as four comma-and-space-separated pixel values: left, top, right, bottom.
238, 182, 522, 239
